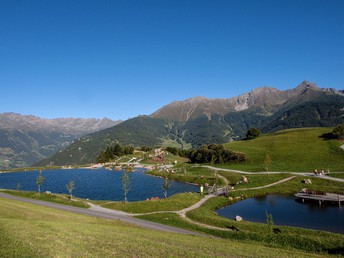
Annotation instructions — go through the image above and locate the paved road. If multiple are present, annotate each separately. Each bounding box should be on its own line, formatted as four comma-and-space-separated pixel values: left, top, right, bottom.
0, 192, 206, 237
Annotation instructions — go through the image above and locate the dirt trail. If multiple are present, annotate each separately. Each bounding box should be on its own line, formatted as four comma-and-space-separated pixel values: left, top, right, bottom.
197, 165, 344, 183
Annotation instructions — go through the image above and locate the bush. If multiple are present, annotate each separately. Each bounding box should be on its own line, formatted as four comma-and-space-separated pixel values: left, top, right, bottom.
332, 124, 344, 140
246, 128, 260, 140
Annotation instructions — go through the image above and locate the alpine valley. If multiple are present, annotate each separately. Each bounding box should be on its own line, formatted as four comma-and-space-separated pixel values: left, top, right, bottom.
3, 80, 344, 168
0, 114, 121, 169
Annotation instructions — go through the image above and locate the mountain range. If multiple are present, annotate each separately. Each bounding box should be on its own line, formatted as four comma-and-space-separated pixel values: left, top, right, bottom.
36, 80, 344, 166
0, 113, 121, 169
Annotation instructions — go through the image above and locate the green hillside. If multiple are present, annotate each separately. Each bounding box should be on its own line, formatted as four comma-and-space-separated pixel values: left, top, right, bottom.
223, 127, 344, 172
0, 197, 322, 258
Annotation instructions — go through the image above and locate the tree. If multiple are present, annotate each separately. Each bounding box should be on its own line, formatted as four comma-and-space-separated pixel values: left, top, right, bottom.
121, 171, 130, 202
264, 153, 272, 173
332, 124, 344, 140
162, 175, 173, 198
165, 147, 179, 155
36, 170, 44, 193
246, 128, 260, 140
265, 210, 274, 234
66, 181, 75, 199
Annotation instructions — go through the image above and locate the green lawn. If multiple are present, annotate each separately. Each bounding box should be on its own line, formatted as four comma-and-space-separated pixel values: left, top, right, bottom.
328, 172, 344, 179
97, 192, 203, 213
0, 197, 327, 258
222, 128, 344, 172
147, 165, 226, 186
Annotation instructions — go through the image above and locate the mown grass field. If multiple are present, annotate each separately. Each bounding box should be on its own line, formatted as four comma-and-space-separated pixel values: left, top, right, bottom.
0, 197, 328, 258
222, 128, 344, 172
97, 192, 202, 213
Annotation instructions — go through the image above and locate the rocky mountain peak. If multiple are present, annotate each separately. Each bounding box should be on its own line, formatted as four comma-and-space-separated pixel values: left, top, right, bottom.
295, 80, 319, 92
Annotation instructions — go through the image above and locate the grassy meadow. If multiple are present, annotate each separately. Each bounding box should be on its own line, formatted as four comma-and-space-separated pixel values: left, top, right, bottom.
97, 192, 203, 213
222, 128, 344, 172
0, 196, 328, 258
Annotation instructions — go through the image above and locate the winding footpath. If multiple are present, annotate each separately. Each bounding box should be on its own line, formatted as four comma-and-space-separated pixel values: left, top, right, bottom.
197, 165, 344, 183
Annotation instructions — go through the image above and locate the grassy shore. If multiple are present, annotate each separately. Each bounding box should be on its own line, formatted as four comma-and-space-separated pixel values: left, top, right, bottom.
1, 190, 89, 208
0, 197, 328, 258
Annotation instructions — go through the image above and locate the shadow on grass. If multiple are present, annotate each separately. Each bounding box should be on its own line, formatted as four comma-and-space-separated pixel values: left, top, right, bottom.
327, 247, 344, 255
319, 132, 334, 140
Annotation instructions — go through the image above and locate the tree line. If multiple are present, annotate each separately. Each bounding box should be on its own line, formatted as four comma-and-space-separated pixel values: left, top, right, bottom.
167, 144, 246, 164
96, 144, 134, 163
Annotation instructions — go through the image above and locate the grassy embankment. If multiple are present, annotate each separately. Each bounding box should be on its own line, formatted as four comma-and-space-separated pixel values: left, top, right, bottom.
0, 197, 326, 258
221, 127, 344, 172
1, 190, 89, 208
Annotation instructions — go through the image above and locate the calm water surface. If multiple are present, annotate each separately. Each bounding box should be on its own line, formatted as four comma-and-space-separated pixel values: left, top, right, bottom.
0, 168, 198, 201
216, 195, 344, 234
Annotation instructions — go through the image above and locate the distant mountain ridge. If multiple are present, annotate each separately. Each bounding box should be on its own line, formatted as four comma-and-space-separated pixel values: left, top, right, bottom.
151, 81, 343, 121
39, 80, 344, 166
0, 113, 121, 169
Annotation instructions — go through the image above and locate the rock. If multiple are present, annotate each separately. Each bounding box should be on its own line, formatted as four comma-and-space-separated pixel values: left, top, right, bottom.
242, 176, 248, 183
303, 179, 312, 184
235, 215, 243, 222
45, 191, 51, 194
228, 197, 234, 201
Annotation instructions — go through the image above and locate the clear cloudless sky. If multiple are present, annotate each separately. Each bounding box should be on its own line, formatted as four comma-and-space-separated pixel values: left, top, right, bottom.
0, 0, 343, 120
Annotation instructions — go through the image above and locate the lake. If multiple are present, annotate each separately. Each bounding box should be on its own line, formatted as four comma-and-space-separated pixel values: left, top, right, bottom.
216, 194, 344, 234
0, 168, 198, 201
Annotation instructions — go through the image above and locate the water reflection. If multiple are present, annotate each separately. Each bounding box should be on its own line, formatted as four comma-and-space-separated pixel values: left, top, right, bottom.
216, 195, 344, 234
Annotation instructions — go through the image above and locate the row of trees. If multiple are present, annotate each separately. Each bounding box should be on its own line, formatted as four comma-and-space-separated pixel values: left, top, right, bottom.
186, 144, 246, 164
96, 144, 134, 163
167, 144, 246, 164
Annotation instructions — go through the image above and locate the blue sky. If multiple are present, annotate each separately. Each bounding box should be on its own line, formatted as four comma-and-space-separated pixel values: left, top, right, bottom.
0, 0, 343, 120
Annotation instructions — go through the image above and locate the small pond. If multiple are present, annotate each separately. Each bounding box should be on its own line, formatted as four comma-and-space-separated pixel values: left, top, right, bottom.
216, 195, 344, 234
0, 168, 198, 201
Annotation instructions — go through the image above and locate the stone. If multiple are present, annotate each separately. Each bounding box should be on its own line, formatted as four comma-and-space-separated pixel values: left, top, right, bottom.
242, 176, 248, 183
303, 179, 312, 184
235, 215, 243, 222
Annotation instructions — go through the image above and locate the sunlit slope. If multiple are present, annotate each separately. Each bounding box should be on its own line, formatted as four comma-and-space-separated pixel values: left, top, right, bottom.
0, 197, 321, 258
223, 128, 344, 172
